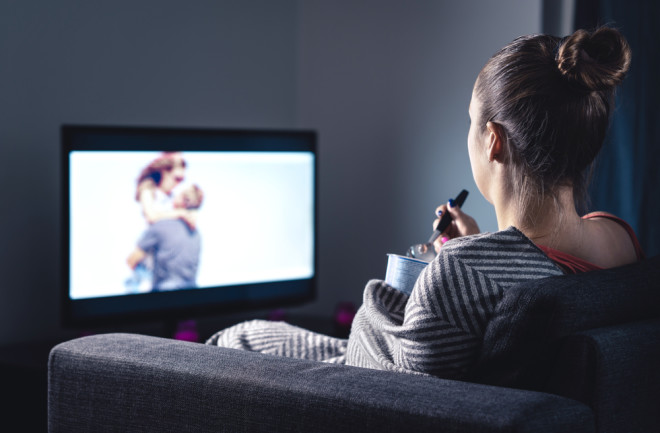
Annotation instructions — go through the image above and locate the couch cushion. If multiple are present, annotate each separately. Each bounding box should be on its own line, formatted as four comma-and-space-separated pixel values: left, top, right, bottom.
468, 255, 660, 393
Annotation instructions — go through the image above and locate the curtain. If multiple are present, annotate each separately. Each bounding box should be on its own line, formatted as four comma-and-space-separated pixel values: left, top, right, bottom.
575, 0, 660, 257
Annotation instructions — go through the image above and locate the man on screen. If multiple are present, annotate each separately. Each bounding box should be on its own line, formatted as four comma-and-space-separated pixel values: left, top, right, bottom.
127, 184, 204, 292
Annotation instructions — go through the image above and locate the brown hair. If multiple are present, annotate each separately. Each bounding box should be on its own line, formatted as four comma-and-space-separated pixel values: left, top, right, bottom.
135, 152, 187, 201
474, 26, 631, 226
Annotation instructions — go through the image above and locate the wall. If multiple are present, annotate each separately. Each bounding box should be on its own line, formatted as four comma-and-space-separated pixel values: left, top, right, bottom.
0, 0, 542, 344
293, 0, 542, 316
543, 0, 576, 35
0, 0, 298, 344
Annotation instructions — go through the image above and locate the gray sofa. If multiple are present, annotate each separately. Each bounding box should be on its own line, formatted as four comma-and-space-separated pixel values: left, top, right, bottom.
48, 256, 660, 433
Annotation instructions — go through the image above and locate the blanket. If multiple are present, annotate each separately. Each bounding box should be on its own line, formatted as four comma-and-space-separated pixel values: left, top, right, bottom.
206, 227, 563, 379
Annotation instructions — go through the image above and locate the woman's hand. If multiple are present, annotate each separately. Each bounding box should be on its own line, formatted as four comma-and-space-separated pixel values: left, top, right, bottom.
432, 199, 480, 253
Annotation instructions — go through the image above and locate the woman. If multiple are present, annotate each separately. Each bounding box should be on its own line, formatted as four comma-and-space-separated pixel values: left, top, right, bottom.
124, 152, 197, 292
433, 26, 642, 272
135, 152, 197, 229
207, 27, 644, 379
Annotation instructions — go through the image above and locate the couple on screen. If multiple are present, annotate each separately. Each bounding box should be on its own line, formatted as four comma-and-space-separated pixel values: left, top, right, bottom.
125, 152, 204, 293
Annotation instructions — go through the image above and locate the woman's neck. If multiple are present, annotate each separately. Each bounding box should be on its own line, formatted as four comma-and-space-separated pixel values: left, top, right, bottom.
495, 186, 584, 249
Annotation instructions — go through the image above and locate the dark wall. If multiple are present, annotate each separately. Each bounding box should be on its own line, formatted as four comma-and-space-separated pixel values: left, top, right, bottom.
0, 0, 543, 345
0, 0, 298, 344
293, 0, 541, 317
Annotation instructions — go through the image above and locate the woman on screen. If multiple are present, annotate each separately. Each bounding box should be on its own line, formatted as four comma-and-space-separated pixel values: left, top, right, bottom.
125, 152, 199, 293
135, 152, 197, 229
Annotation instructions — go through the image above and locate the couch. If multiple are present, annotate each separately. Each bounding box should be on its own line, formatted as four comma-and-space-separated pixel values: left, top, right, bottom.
48, 255, 660, 432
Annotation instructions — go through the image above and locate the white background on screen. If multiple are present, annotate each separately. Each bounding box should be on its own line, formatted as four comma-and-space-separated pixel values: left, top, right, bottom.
69, 151, 314, 299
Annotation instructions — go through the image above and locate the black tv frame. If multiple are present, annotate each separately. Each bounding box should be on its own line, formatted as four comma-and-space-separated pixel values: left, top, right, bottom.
61, 125, 317, 328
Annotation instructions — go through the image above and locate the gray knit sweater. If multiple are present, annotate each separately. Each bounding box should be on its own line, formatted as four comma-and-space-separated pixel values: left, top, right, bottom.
206, 227, 563, 379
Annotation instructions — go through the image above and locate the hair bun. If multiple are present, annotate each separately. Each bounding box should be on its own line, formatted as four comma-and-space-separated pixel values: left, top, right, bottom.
557, 27, 631, 92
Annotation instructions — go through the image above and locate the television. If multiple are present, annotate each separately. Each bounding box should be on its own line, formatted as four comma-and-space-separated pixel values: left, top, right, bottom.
61, 125, 317, 330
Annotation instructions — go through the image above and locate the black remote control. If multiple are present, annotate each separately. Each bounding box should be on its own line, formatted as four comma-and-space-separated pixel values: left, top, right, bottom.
428, 189, 469, 243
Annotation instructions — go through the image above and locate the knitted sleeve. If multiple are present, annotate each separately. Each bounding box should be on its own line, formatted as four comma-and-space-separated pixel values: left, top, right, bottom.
345, 227, 563, 378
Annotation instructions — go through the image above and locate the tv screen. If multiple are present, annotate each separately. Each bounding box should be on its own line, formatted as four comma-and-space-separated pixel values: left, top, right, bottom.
61, 125, 316, 327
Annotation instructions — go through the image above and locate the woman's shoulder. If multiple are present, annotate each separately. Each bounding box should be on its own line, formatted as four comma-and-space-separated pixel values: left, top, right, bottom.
433, 227, 563, 283
443, 226, 539, 252
581, 211, 644, 265
441, 227, 561, 265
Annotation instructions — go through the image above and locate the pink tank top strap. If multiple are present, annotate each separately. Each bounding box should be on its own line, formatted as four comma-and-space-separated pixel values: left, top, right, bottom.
582, 211, 645, 261
537, 212, 645, 274
537, 245, 603, 274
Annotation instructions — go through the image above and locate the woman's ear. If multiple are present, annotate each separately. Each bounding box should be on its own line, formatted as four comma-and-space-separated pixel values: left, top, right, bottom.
485, 121, 505, 163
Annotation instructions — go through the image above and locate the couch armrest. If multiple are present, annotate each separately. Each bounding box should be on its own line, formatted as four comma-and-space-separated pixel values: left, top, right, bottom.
547, 318, 660, 433
48, 333, 594, 433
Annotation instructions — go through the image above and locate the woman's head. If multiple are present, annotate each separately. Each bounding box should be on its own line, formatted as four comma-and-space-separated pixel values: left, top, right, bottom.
135, 152, 187, 200
471, 27, 631, 225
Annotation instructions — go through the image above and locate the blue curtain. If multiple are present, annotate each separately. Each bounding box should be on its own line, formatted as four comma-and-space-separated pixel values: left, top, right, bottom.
576, 0, 660, 257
